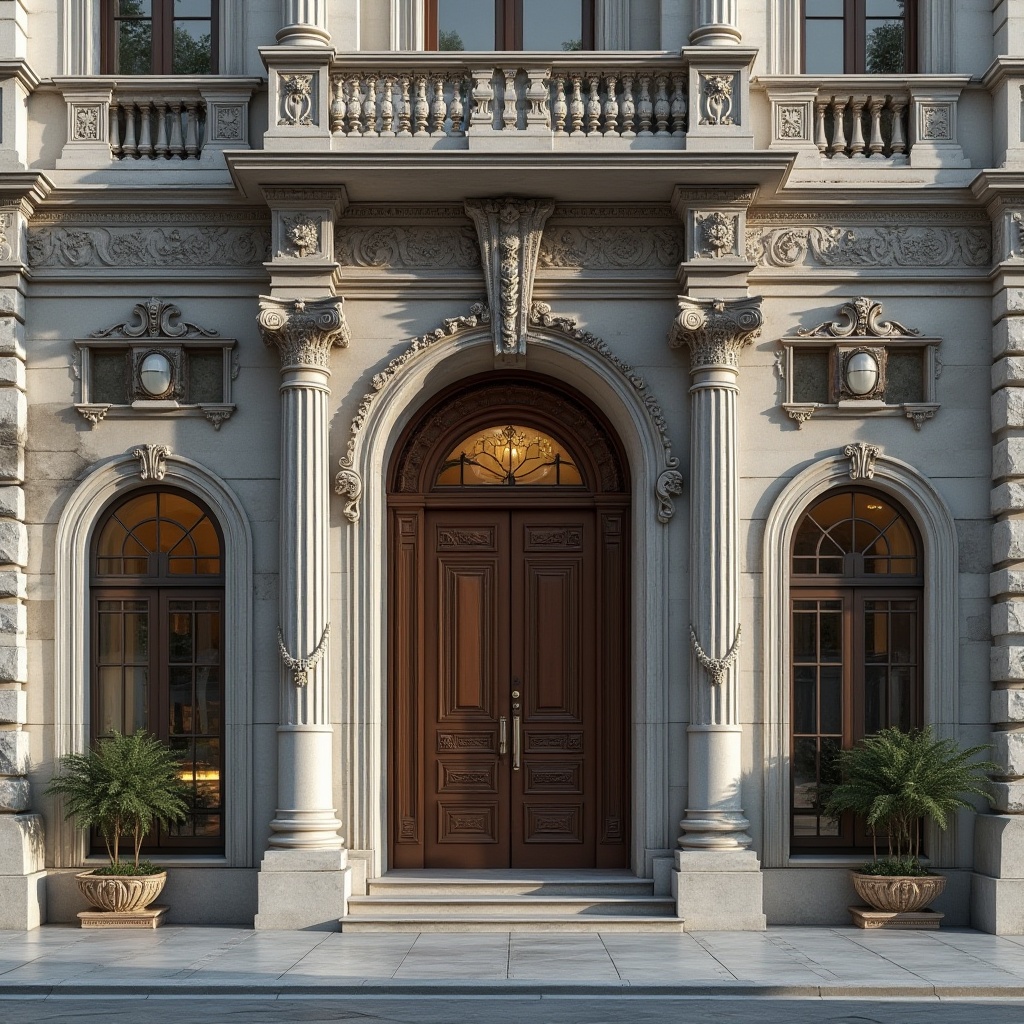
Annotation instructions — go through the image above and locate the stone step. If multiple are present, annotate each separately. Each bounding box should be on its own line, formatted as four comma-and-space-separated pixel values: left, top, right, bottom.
366, 874, 656, 898
339, 914, 686, 933
348, 895, 676, 917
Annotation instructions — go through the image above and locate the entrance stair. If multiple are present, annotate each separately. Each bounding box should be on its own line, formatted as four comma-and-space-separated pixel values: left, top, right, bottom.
341, 869, 684, 932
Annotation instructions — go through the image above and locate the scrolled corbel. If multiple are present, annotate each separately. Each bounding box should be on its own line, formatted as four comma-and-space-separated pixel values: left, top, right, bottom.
656, 469, 684, 524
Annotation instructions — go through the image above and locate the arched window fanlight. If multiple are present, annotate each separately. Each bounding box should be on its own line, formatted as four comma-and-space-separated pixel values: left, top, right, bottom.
435, 424, 583, 487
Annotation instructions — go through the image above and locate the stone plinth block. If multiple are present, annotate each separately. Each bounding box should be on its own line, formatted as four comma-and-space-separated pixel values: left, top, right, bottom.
0, 813, 45, 873
992, 568, 1024, 598
992, 728, 1024, 775
992, 644, 1024, 683
994, 357, 1024, 390
0, 645, 27, 683
0, 729, 28, 774
975, 814, 1024, 878
994, 388, 1024, 431
993, 600, 1024, 638
255, 850, 351, 930
990, 780, 1024, 814
672, 850, 766, 931
0, 776, 29, 811
0, 871, 45, 930
848, 906, 943, 929
993, 484, 1024, 516
0, 687, 25, 724
994, 315, 1024, 359
971, 873, 1024, 935
994, 519, 1024, 564
79, 906, 168, 929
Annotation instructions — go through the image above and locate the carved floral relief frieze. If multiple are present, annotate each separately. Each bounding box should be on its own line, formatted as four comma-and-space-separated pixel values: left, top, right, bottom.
538, 225, 685, 270
336, 224, 481, 269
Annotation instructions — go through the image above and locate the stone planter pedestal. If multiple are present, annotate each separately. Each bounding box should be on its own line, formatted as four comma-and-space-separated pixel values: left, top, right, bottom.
849, 870, 946, 929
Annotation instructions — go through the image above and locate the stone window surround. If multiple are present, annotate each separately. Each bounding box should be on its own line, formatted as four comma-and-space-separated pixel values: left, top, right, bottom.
52, 451, 254, 869
764, 0, 954, 76
342, 324, 673, 880
761, 450, 960, 869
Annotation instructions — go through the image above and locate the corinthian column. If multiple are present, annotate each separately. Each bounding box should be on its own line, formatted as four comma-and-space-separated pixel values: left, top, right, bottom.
691, 0, 741, 44
279, 0, 331, 45
668, 295, 765, 930
254, 295, 350, 929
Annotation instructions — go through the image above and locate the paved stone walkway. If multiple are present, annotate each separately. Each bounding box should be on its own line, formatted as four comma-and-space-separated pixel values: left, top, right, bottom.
3, 926, 1024, 997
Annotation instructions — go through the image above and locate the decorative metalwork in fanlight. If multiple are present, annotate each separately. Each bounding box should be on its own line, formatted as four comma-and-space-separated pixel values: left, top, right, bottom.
436, 424, 583, 487
792, 491, 918, 577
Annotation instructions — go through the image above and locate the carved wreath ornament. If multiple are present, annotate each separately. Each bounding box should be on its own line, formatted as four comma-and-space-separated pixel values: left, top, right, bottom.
690, 624, 742, 686
277, 623, 330, 687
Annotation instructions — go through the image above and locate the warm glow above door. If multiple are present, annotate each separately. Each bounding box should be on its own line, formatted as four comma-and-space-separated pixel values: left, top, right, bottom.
436, 424, 583, 486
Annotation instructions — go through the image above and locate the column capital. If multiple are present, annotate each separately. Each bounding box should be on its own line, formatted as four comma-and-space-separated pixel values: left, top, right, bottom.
257, 295, 350, 370
668, 295, 763, 372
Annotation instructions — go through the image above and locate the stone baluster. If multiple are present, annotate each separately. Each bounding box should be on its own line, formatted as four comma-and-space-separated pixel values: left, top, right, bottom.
413, 75, 429, 136
153, 101, 169, 158
329, 77, 345, 133
380, 76, 396, 136
569, 74, 585, 136
585, 75, 601, 135
829, 96, 848, 157
524, 66, 550, 134
468, 67, 494, 133
136, 100, 153, 158
669, 293, 765, 930
109, 103, 122, 158
671, 74, 687, 136
814, 98, 828, 155
637, 75, 653, 136
448, 75, 465, 136
848, 95, 867, 157
654, 75, 670, 135
398, 75, 413, 137
429, 75, 447, 136
184, 101, 200, 158
889, 99, 907, 155
867, 97, 885, 157
602, 74, 619, 135
279, 0, 331, 46
121, 102, 138, 158
363, 77, 380, 137
502, 67, 519, 131
342, 76, 360, 136
690, 0, 741, 45
167, 99, 184, 157
552, 76, 568, 135
620, 75, 635, 137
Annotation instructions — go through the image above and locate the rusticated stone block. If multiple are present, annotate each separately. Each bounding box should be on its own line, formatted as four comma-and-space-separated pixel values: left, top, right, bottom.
0, 813, 44, 872
993, 568, 1024, 598
0, 359, 25, 390
0, 571, 27, 600
0, 389, 26, 432
0, 777, 29, 813
0, 486, 25, 520
994, 600, 1024, 637
995, 288, 1024, 317
0, 646, 27, 684
994, 315, 1024, 358
994, 388, 1024, 431
0, 520, 27, 568
990, 781, 1024, 815
992, 644, 1024, 682
0, 688, 25, 724
994, 439, 1024, 481
0, 730, 28, 775
994, 519, 1024, 564
993, 483, 1024, 516
994, 357, 1024, 390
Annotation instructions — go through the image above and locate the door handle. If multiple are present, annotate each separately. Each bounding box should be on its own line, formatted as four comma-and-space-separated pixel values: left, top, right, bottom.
512, 713, 521, 771
499, 716, 508, 755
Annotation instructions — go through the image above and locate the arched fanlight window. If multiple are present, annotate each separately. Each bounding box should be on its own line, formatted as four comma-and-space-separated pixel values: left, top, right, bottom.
435, 423, 584, 487
91, 489, 224, 853
789, 488, 922, 852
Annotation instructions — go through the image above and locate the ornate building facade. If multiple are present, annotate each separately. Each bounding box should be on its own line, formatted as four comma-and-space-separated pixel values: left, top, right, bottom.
0, 0, 1022, 932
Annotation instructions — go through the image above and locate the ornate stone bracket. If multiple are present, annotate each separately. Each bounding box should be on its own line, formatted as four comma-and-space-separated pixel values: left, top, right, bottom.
257, 296, 350, 367
465, 197, 554, 358
668, 295, 764, 367
133, 444, 171, 481
91, 298, 218, 340
335, 301, 681, 524
690, 624, 742, 687
845, 442, 881, 480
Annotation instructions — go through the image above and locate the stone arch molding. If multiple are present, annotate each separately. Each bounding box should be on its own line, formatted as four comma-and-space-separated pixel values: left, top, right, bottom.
337, 301, 681, 877
53, 448, 254, 868
761, 447, 959, 869
334, 302, 682, 525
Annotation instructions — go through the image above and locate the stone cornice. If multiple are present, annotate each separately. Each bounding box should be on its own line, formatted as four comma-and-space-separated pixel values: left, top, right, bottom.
257, 296, 350, 370
668, 295, 763, 371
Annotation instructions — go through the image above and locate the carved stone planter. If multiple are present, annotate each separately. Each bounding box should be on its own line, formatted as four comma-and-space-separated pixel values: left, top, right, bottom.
76, 870, 167, 913
850, 870, 946, 914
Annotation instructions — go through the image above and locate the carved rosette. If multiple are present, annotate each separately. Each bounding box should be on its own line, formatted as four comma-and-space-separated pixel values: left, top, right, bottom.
257, 296, 350, 369
465, 197, 554, 357
668, 296, 763, 371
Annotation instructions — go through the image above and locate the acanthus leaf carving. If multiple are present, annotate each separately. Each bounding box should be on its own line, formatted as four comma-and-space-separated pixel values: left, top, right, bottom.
690, 624, 742, 686
91, 298, 219, 340
844, 442, 881, 481
257, 296, 350, 369
132, 443, 171, 482
537, 224, 684, 270
656, 469, 684, 524
694, 211, 738, 260
278, 214, 321, 259
797, 296, 920, 339
668, 296, 763, 369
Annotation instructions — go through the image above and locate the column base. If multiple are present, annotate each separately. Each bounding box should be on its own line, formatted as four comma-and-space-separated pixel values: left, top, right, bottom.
971, 814, 1024, 934
254, 849, 351, 930
672, 848, 765, 930
0, 814, 45, 929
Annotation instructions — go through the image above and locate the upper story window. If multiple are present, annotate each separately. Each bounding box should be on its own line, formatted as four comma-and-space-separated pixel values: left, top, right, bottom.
428, 0, 595, 51
103, 0, 218, 75
803, 0, 915, 74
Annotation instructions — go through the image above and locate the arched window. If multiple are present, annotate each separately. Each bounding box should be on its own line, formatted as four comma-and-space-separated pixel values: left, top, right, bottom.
789, 488, 922, 852
91, 489, 225, 853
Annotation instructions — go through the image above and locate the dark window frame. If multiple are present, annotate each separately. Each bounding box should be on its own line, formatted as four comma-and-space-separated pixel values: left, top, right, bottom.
801, 0, 917, 74
789, 488, 924, 854
90, 487, 226, 855
101, 0, 219, 75
426, 0, 595, 51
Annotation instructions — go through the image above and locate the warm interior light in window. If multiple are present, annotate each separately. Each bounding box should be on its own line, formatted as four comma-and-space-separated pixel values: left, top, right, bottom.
866, 504, 883, 510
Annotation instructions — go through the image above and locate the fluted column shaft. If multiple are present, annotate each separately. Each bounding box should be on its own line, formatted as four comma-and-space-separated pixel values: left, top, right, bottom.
691, 0, 741, 44
258, 296, 350, 850
669, 296, 762, 850
279, 0, 331, 45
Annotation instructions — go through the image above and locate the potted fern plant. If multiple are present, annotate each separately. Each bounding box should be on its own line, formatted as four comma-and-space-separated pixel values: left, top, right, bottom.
46, 730, 190, 924
821, 726, 996, 925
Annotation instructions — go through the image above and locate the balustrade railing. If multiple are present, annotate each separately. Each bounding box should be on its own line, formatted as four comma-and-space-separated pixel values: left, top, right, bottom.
328, 54, 688, 141
111, 94, 206, 159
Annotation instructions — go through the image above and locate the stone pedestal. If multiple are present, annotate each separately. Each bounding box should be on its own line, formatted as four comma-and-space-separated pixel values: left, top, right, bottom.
0, 813, 45, 929
673, 850, 765, 930
254, 849, 351, 930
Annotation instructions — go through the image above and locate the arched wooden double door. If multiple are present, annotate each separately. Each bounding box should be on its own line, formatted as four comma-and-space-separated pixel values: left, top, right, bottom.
388, 375, 631, 869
